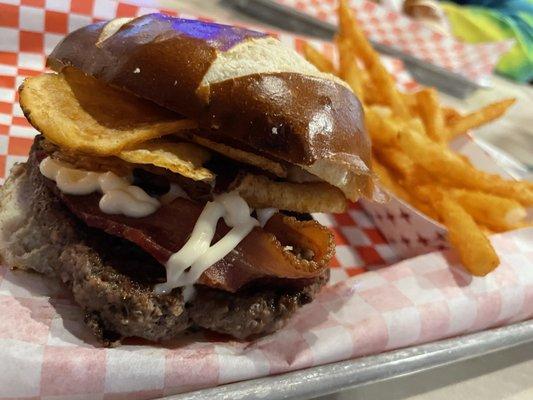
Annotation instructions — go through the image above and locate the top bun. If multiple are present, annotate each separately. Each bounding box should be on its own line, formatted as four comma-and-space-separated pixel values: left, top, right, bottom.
48, 14, 373, 200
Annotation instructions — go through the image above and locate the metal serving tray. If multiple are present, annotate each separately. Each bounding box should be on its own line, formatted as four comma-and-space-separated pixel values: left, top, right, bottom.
163, 319, 533, 399
225, 0, 482, 98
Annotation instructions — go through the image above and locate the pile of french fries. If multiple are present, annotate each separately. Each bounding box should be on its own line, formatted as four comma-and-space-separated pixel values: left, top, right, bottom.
303, 0, 532, 276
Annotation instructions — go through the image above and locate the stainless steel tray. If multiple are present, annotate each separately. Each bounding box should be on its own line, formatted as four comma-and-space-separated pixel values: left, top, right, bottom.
163, 319, 533, 400
225, 0, 481, 98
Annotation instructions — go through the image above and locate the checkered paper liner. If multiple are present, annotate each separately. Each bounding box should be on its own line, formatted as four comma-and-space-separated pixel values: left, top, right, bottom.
273, 0, 514, 84
1, 1, 532, 399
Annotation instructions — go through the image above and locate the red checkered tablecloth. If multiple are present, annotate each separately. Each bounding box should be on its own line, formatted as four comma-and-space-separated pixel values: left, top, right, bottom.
0, 2, 532, 399
273, 0, 514, 83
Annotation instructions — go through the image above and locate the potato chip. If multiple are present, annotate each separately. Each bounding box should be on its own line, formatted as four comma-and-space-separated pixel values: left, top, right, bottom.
119, 139, 214, 182
52, 152, 132, 176
231, 173, 347, 213
302, 157, 371, 202
19, 67, 197, 156
191, 135, 287, 178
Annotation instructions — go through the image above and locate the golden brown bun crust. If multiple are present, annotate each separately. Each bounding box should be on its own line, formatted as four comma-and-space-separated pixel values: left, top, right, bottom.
48, 14, 371, 178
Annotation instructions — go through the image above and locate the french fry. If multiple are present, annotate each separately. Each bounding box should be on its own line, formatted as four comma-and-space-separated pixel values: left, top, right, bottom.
370, 104, 393, 115
336, 34, 376, 103
440, 194, 500, 276
410, 198, 440, 222
407, 186, 441, 221
372, 153, 439, 221
338, 0, 374, 62
479, 225, 496, 236
302, 42, 336, 74
375, 147, 414, 179
443, 107, 461, 125
335, 35, 351, 79
344, 61, 365, 100
362, 79, 383, 105
372, 158, 411, 202
376, 148, 434, 206
327, 0, 526, 276
402, 92, 419, 116
367, 58, 410, 119
364, 106, 398, 147
374, 157, 439, 220
397, 128, 533, 206
338, 0, 409, 118
447, 98, 516, 139
372, 104, 423, 135
415, 88, 446, 142
418, 187, 500, 276
336, 36, 365, 99
398, 116, 425, 135
450, 189, 528, 232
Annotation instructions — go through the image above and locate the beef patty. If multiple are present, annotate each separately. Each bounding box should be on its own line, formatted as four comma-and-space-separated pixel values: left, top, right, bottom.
0, 142, 328, 345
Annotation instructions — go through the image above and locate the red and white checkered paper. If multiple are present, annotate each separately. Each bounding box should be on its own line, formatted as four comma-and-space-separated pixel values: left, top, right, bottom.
1, 1, 532, 399
274, 0, 514, 84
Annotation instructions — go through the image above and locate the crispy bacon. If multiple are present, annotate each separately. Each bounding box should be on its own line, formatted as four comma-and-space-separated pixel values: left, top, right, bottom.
56, 192, 334, 292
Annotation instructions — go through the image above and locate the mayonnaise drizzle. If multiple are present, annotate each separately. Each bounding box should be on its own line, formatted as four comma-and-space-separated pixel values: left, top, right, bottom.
161, 183, 189, 204
256, 208, 278, 227
39, 157, 160, 218
39, 157, 277, 297
154, 192, 259, 295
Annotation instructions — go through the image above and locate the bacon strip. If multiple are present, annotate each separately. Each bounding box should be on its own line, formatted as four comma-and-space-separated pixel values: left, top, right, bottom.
57, 192, 334, 292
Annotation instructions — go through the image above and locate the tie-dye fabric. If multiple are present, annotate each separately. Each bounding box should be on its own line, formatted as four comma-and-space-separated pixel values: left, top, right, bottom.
443, 0, 533, 82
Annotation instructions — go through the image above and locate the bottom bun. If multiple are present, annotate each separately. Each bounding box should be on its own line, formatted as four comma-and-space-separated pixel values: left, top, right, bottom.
0, 148, 328, 346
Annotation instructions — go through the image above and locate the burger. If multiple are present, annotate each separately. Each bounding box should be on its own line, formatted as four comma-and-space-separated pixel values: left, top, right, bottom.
0, 14, 374, 345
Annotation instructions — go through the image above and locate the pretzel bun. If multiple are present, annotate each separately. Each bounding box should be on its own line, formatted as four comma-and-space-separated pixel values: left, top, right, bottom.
48, 14, 372, 200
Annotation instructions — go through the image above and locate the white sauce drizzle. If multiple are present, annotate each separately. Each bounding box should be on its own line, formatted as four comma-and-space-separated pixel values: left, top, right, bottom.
182, 286, 196, 302
160, 183, 189, 204
154, 192, 259, 295
39, 157, 278, 297
39, 157, 160, 218
256, 208, 278, 227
